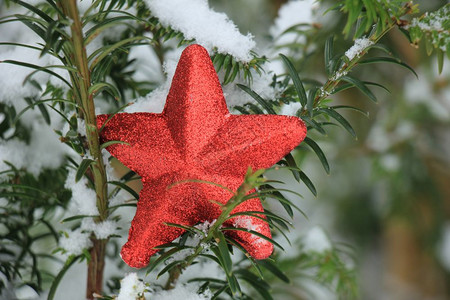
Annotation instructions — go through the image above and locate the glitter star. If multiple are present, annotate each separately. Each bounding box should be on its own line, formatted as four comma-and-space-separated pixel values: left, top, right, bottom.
97, 45, 307, 268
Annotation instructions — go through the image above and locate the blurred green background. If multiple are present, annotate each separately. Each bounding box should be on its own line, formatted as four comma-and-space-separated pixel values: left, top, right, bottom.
212, 0, 450, 299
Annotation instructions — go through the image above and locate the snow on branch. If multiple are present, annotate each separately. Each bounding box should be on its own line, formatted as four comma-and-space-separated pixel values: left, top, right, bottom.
148, 284, 212, 300
59, 228, 92, 256
64, 167, 99, 216
344, 37, 374, 61
117, 273, 146, 300
81, 218, 118, 240
145, 0, 255, 62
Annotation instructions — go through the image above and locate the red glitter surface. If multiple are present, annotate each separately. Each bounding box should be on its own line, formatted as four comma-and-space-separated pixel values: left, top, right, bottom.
97, 44, 307, 268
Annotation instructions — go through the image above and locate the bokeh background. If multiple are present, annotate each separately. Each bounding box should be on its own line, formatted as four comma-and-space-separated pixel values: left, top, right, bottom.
210, 0, 450, 299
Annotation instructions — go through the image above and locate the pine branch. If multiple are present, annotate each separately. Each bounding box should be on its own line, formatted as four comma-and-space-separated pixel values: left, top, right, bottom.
59, 1, 109, 298
160, 168, 267, 291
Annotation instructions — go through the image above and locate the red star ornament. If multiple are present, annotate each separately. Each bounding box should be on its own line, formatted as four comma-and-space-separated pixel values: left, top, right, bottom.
97, 44, 307, 268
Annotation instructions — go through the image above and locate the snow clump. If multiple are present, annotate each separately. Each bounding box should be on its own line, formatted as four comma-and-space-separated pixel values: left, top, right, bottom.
279, 101, 303, 116
81, 218, 118, 240
145, 0, 255, 62
117, 273, 146, 300
302, 226, 332, 253
345, 37, 374, 61
59, 228, 92, 256
64, 167, 99, 216
150, 284, 212, 300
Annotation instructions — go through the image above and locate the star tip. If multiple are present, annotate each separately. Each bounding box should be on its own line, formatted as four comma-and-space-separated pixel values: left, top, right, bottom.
182, 43, 209, 57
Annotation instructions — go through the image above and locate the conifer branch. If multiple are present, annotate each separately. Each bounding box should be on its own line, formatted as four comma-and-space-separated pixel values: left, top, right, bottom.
59, 1, 109, 298
164, 168, 266, 290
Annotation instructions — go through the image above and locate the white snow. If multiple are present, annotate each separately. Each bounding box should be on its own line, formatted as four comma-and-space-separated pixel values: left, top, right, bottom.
0, 32, 70, 178
117, 273, 146, 300
77, 118, 87, 137
150, 284, 212, 300
125, 85, 168, 113
344, 38, 374, 61
0, 120, 68, 177
125, 49, 181, 113
127, 41, 166, 83
222, 68, 278, 108
331, 70, 349, 80
27, 121, 68, 175
409, 7, 449, 51
108, 189, 131, 207
194, 219, 217, 236
0, 47, 69, 104
65, 167, 99, 216
232, 216, 266, 245
302, 226, 332, 253
59, 228, 93, 256
0, 140, 28, 174
268, 0, 319, 74
103, 151, 120, 182
270, 0, 319, 40
280, 101, 303, 116
0, 47, 43, 105
233, 216, 261, 232
410, 10, 447, 32
81, 218, 118, 240
145, 0, 255, 62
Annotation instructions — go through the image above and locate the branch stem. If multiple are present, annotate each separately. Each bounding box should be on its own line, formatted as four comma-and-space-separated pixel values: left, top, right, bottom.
164, 173, 260, 289
307, 22, 395, 114
60, 1, 109, 298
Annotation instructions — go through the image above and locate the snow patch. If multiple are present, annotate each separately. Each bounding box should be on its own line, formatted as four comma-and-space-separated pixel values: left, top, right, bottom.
410, 10, 447, 31
145, 0, 255, 62
0, 121, 68, 177
223, 68, 278, 108
232, 216, 266, 245
345, 38, 374, 61
81, 218, 118, 240
59, 228, 92, 256
270, 0, 319, 39
0, 47, 44, 105
103, 151, 120, 182
109, 189, 131, 207
268, 0, 319, 73
150, 284, 212, 300
302, 226, 332, 253
233, 216, 261, 232
280, 101, 303, 116
26, 122, 68, 176
117, 273, 146, 300
0, 140, 28, 174
125, 49, 181, 113
195, 219, 217, 236
65, 167, 99, 216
